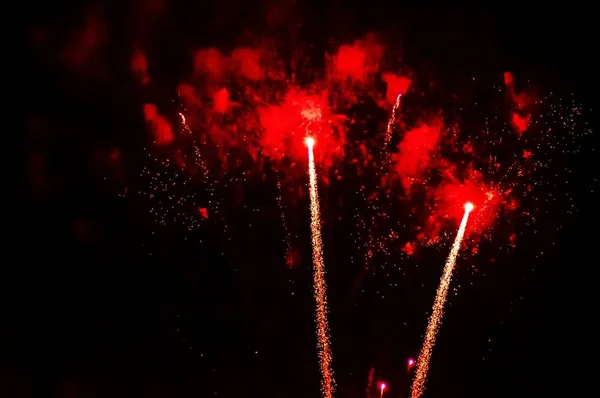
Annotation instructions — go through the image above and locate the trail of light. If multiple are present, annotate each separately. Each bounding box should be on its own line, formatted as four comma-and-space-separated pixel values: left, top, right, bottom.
382, 94, 402, 168
306, 137, 335, 398
410, 203, 473, 398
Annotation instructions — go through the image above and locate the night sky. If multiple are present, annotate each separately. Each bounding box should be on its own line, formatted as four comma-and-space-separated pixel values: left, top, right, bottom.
12, 2, 597, 397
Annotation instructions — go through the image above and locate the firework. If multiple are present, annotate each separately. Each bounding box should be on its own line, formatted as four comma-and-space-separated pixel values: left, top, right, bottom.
306, 136, 335, 398
129, 36, 591, 397
410, 203, 473, 398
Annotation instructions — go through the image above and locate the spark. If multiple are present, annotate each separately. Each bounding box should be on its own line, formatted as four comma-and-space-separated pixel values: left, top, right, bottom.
306, 136, 335, 398
411, 203, 473, 398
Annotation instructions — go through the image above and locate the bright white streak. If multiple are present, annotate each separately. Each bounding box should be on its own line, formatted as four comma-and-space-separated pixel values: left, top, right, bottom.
307, 139, 335, 398
411, 206, 472, 398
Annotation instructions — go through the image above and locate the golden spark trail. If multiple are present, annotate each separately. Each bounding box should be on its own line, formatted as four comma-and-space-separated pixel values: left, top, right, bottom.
305, 137, 335, 398
382, 94, 402, 167
411, 203, 474, 398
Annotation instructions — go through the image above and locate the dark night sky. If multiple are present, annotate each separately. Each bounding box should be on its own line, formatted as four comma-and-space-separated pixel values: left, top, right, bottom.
10, 2, 597, 397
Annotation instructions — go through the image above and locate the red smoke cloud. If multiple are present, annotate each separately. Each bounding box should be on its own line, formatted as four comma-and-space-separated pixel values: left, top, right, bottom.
143, 104, 174, 146
130, 49, 150, 85
62, 11, 107, 77
329, 34, 384, 82
382, 73, 412, 103
193, 47, 266, 82
231, 48, 264, 81
393, 119, 443, 190
194, 48, 225, 78
213, 88, 230, 113
504, 72, 535, 135
259, 88, 346, 165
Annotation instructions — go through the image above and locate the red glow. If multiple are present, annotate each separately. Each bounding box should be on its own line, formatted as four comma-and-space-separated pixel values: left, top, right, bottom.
392, 119, 443, 190
428, 171, 512, 237
63, 14, 106, 71
194, 48, 225, 78
198, 208, 208, 219
231, 48, 264, 81
130, 49, 150, 85
382, 73, 412, 103
511, 112, 530, 135
380, 382, 386, 391
335, 45, 366, 80
143, 104, 174, 146
213, 88, 230, 113
504, 71, 535, 134
177, 83, 196, 105
259, 88, 345, 164
330, 35, 384, 82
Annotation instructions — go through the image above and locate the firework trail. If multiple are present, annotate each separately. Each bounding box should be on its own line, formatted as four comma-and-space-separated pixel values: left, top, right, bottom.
305, 136, 335, 398
410, 202, 474, 398
382, 93, 402, 167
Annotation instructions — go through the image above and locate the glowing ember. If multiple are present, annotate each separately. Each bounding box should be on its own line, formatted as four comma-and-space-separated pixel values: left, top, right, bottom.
307, 139, 334, 398
411, 205, 473, 398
